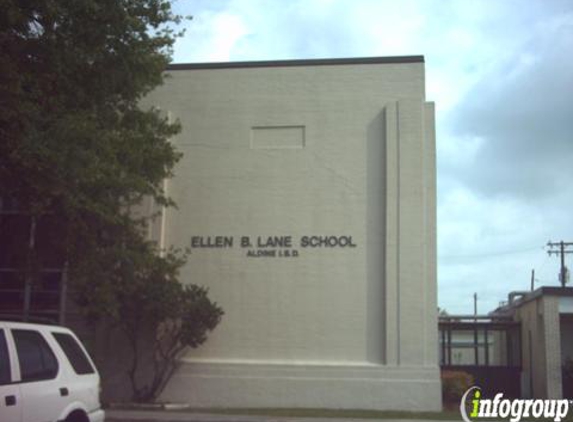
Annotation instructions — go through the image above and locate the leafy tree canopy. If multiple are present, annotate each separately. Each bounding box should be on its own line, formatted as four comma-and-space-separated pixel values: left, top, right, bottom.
1, 0, 182, 218
1, 1, 223, 401
1, 0, 183, 276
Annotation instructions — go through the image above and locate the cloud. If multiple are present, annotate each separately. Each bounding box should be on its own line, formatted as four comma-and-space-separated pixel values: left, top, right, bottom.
173, 9, 250, 62
446, 8, 573, 200
434, 2, 573, 312
169, 0, 573, 313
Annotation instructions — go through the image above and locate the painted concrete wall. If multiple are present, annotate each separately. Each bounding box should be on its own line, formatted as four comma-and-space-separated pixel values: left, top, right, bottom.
516, 296, 563, 399
143, 57, 440, 410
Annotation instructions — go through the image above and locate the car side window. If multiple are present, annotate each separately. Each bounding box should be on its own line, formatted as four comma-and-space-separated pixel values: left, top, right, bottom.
13, 329, 58, 382
0, 329, 11, 385
52, 332, 95, 375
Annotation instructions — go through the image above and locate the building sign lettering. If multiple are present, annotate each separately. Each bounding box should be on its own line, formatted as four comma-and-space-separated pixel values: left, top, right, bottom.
190, 235, 356, 258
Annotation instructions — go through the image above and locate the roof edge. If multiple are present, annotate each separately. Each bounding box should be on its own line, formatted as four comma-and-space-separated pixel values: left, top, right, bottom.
166, 56, 424, 71
497, 286, 573, 311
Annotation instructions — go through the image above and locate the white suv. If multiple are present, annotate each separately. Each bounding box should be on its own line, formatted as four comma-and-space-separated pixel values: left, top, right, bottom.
0, 321, 105, 422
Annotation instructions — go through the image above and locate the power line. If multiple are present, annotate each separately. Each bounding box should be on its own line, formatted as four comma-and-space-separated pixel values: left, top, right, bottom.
441, 246, 544, 260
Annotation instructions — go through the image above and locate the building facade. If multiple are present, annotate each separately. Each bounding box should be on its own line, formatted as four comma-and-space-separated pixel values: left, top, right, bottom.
498, 287, 573, 399
141, 56, 440, 410
439, 287, 573, 400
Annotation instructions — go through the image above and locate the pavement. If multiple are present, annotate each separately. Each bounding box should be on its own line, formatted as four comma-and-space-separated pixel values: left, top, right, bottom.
105, 409, 462, 422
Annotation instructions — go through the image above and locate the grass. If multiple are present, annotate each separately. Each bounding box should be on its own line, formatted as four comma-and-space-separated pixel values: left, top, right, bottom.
113, 403, 573, 421
166, 407, 463, 420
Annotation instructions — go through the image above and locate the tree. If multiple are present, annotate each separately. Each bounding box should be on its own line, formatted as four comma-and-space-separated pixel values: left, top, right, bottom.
1, 0, 183, 225
0, 0, 223, 401
75, 237, 223, 402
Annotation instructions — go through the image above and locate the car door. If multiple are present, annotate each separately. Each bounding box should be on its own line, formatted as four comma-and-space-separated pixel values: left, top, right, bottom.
11, 328, 62, 422
51, 330, 100, 415
0, 328, 22, 422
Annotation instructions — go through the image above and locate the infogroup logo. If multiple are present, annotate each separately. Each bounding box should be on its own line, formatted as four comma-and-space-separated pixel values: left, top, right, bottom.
460, 386, 570, 422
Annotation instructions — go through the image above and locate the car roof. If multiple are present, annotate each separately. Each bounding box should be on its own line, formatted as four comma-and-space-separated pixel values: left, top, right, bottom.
0, 320, 74, 334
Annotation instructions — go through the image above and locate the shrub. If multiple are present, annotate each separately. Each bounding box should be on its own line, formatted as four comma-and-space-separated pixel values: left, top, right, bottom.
441, 370, 474, 403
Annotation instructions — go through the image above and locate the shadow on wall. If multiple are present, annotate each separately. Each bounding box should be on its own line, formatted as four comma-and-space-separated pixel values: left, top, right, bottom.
68, 313, 156, 403
365, 108, 386, 365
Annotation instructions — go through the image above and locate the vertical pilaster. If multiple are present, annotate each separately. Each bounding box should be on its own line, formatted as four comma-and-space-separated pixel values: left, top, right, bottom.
384, 102, 399, 365
384, 100, 437, 367
423, 102, 438, 366
396, 99, 426, 365
366, 109, 386, 364
543, 296, 563, 398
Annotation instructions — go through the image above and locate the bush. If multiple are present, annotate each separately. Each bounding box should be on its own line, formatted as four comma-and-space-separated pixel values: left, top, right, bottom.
441, 370, 474, 403
75, 238, 224, 402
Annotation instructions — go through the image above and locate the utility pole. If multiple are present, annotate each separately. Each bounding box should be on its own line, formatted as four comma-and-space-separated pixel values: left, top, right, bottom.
547, 240, 573, 287
531, 269, 535, 291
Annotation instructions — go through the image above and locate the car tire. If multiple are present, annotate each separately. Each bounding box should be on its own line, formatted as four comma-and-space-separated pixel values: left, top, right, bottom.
65, 409, 89, 422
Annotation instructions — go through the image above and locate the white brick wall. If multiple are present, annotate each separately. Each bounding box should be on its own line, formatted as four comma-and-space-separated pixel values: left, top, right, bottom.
144, 58, 440, 410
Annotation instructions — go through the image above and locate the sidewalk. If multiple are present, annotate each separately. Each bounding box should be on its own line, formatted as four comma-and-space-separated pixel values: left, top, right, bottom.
105, 409, 462, 422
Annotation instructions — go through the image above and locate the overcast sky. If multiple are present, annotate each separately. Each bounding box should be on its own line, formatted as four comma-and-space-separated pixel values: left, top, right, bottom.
170, 0, 573, 314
